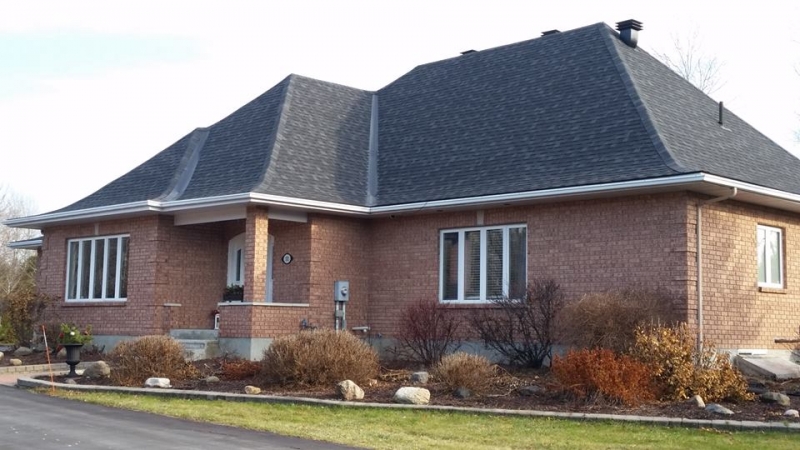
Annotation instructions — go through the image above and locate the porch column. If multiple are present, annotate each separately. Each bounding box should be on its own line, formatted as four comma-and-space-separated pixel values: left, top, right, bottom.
244, 205, 269, 302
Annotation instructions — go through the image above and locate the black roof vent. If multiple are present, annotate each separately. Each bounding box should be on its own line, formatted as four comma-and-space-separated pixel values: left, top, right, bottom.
616, 19, 643, 48
541, 30, 560, 36
460, 49, 477, 55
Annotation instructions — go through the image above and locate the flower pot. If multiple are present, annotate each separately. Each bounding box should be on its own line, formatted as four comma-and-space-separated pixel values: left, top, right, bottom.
63, 343, 83, 377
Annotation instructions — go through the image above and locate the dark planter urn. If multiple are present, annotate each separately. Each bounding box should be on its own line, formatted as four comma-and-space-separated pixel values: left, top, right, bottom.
63, 343, 83, 377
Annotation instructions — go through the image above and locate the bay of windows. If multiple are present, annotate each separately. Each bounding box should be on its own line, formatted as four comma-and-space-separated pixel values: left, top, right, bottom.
66, 235, 129, 301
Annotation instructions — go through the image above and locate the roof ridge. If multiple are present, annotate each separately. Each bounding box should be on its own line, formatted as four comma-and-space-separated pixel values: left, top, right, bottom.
156, 127, 210, 201
254, 74, 296, 193
598, 25, 688, 174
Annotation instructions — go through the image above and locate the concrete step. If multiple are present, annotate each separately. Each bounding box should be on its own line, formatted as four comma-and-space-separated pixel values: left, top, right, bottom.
736, 356, 800, 381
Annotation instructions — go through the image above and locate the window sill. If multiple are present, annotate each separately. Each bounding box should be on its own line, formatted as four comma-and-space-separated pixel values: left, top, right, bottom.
217, 301, 309, 308
758, 286, 787, 294
63, 301, 127, 307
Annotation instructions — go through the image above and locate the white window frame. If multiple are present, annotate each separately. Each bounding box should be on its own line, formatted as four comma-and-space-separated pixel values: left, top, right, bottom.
757, 225, 784, 289
65, 234, 129, 302
439, 224, 527, 303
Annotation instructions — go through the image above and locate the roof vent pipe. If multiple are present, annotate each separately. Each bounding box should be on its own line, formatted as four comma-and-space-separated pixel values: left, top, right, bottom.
541, 30, 560, 36
616, 19, 643, 48
718, 101, 724, 125
460, 49, 477, 55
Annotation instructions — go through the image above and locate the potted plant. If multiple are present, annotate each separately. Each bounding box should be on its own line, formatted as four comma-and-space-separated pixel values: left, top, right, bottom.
223, 284, 244, 301
57, 323, 92, 377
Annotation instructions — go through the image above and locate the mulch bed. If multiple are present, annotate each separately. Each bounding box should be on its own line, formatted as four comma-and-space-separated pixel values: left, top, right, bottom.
1, 346, 104, 367
41, 357, 800, 424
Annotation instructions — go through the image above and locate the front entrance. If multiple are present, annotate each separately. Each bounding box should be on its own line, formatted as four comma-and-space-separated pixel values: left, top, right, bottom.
228, 233, 274, 302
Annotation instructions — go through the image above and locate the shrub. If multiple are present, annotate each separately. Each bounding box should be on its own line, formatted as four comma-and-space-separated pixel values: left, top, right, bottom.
469, 279, 565, 368
261, 329, 379, 386
395, 298, 461, 367
560, 288, 678, 353
629, 324, 752, 402
0, 288, 54, 346
108, 335, 198, 387
433, 352, 496, 395
221, 358, 260, 380
551, 348, 655, 406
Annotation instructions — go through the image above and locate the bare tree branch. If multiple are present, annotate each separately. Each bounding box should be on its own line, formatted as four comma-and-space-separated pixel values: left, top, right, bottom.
0, 184, 37, 297
654, 30, 725, 96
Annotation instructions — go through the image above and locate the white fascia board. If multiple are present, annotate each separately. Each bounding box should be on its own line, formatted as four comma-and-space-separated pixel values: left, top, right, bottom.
2, 201, 160, 229
7, 172, 800, 229
7, 237, 43, 250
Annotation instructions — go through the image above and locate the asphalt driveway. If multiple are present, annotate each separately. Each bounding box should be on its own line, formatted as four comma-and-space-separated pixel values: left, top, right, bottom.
0, 386, 358, 450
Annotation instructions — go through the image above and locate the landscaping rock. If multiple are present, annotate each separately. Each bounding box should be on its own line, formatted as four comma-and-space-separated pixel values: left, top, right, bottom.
784, 409, 799, 418
64, 379, 77, 385
83, 361, 111, 379
689, 395, 705, 408
0, 351, 4, 361
367, 379, 378, 387
454, 387, 471, 399
56, 348, 66, 359
13, 347, 32, 357
244, 385, 262, 395
203, 376, 220, 383
705, 403, 734, 415
336, 380, 364, 401
393, 387, 430, 405
410, 371, 429, 384
760, 392, 791, 407
144, 377, 172, 388
10, 359, 22, 366
519, 385, 545, 396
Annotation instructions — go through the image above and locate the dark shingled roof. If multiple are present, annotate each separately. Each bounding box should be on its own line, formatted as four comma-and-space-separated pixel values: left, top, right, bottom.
54, 22, 800, 214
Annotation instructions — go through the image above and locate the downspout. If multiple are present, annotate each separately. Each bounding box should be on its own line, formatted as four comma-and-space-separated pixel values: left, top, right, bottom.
696, 187, 737, 356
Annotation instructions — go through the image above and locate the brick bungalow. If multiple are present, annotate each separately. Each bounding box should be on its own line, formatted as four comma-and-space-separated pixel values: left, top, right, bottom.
6, 20, 800, 360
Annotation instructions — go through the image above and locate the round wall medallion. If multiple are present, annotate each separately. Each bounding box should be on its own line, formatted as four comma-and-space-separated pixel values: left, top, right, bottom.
282, 253, 293, 264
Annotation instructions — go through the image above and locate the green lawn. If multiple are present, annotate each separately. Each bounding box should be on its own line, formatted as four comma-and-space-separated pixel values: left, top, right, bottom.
50, 391, 799, 449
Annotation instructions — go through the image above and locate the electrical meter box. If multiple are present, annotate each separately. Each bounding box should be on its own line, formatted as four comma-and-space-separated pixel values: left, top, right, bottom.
334, 280, 349, 302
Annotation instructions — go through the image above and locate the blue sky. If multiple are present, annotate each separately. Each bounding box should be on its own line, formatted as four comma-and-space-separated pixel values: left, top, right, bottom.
1, 1, 799, 214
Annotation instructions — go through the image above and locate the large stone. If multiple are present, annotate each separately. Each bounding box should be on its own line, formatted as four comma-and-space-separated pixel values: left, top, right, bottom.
410, 371, 429, 384
244, 385, 262, 395
83, 361, 111, 379
393, 387, 430, 405
144, 377, 172, 388
454, 387, 471, 399
10, 358, 22, 366
13, 347, 32, 357
64, 378, 77, 385
705, 403, 734, 415
519, 385, 545, 396
0, 351, 4, 361
203, 376, 220, 383
689, 395, 705, 408
760, 392, 791, 407
56, 348, 66, 359
784, 409, 799, 418
336, 380, 364, 401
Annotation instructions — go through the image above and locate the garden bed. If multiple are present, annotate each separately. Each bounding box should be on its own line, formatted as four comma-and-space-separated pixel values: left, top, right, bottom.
2, 346, 103, 367
45, 356, 800, 424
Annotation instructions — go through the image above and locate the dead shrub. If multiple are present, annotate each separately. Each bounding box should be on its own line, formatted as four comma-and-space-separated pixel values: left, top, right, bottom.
395, 298, 461, 367
261, 329, 379, 386
108, 335, 198, 387
433, 351, 496, 395
630, 324, 752, 402
221, 358, 260, 380
0, 288, 54, 346
560, 288, 678, 353
551, 348, 655, 406
469, 279, 565, 368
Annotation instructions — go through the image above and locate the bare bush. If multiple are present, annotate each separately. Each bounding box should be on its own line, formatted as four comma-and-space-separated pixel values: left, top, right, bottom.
0, 286, 54, 346
560, 288, 678, 353
395, 298, 461, 367
108, 335, 198, 386
433, 352, 496, 395
469, 279, 565, 368
261, 329, 379, 386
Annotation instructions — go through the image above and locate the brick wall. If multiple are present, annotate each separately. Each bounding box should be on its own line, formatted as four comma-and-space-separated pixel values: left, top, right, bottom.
688, 195, 800, 349
367, 193, 691, 337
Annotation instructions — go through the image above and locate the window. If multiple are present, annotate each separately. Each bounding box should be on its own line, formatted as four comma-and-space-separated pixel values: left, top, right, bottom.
440, 224, 527, 302
227, 233, 246, 286
66, 235, 129, 301
757, 225, 783, 288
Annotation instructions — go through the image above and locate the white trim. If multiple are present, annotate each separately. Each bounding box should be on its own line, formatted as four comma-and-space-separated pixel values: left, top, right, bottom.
757, 225, 784, 288
10, 172, 800, 229
217, 301, 309, 308
65, 234, 129, 302
439, 224, 527, 303
7, 237, 43, 249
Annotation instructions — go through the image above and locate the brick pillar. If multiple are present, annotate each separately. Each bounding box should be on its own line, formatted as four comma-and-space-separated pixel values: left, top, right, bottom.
244, 206, 269, 302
